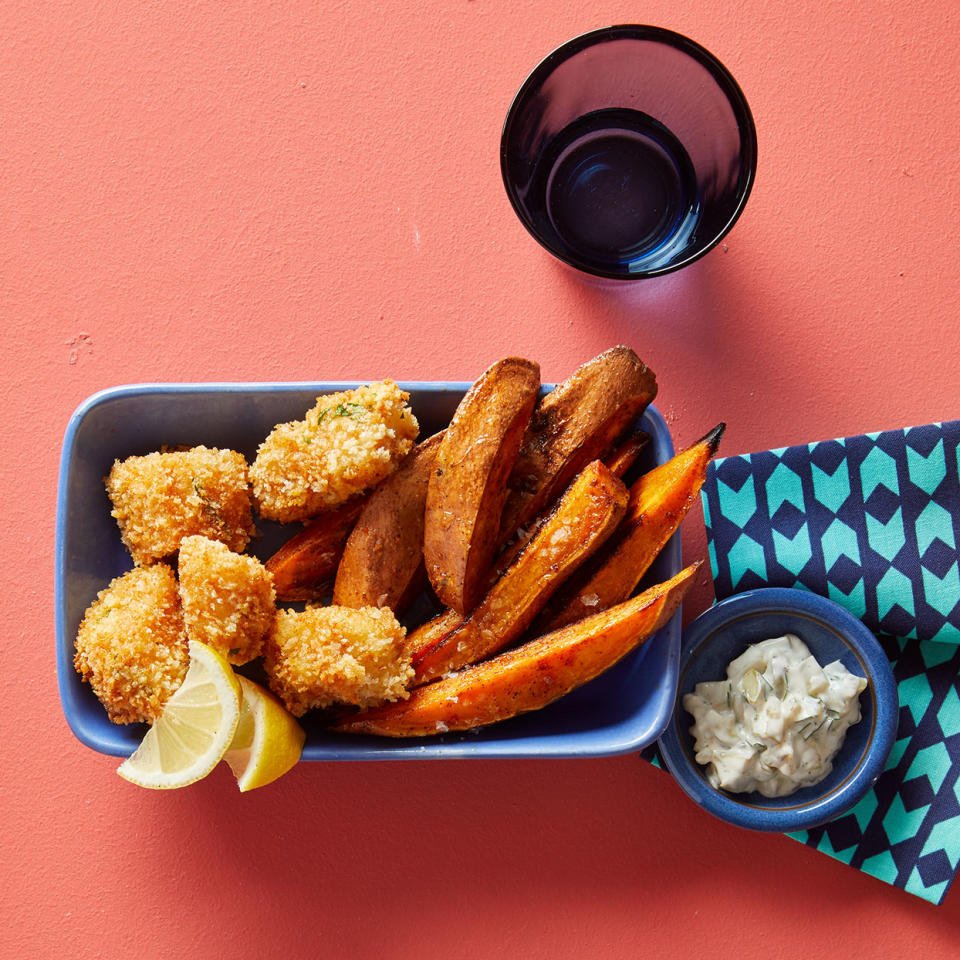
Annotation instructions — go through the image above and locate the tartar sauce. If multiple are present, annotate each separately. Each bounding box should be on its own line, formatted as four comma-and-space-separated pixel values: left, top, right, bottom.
683, 634, 868, 798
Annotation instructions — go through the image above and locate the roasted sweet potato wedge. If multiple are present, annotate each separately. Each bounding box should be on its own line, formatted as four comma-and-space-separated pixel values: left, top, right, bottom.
605, 429, 650, 479
537, 423, 724, 632
335, 563, 699, 738
265, 497, 368, 601
405, 442, 645, 661
453, 427, 650, 593
424, 357, 540, 613
412, 459, 628, 683
498, 345, 657, 544
405, 607, 462, 659
333, 432, 444, 613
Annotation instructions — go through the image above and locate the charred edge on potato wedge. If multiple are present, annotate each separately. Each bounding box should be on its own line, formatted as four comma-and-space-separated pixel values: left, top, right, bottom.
405, 607, 463, 660
604, 429, 650, 479
334, 563, 700, 737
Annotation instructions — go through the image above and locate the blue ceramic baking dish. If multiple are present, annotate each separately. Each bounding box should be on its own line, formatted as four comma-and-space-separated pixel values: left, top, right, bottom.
56, 381, 682, 760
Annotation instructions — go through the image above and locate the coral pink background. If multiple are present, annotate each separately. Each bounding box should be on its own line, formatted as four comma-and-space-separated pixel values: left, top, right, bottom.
4, 1, 960, 957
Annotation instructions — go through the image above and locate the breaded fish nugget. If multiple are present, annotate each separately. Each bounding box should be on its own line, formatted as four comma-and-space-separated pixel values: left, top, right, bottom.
249, 380, 419, 523
106, 446, 254, 565
178, 535, 276, 666
263, 606, 412, 716
74, 564, 188, 724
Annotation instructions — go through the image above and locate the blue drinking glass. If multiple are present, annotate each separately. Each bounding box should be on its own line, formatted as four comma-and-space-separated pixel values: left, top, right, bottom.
501, 25, 757, 279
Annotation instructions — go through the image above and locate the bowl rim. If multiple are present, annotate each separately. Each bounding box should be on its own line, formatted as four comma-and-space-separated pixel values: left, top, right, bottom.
56, 380, 683, 760
499, 23, 759, 280
657, 587, 898, 831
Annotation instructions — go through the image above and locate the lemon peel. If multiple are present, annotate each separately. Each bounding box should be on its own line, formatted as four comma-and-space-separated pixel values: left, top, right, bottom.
117, 640, 241, 789
224, 676, 305, 792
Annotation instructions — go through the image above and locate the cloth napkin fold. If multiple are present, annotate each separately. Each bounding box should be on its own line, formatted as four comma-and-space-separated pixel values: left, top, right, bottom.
684, 420, 960, 904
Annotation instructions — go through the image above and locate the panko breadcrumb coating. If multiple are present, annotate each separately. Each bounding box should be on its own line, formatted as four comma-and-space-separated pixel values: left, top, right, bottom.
178, 535, 276, 666
74, 564, 189, 724
106, 446, 254, 565
263, 606, 412, 716
249, 380, 419, 523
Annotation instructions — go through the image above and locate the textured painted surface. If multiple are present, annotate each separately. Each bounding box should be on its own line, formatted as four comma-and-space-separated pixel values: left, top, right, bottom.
3, 0, 960, 956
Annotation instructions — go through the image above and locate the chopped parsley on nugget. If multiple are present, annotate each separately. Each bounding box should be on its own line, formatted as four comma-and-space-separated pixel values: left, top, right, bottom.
106, 446, 254, 565
249, 380, 419, 523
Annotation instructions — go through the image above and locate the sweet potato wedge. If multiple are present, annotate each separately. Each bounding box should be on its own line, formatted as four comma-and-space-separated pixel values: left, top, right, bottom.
334, 563, 699, 738
424, 357, 540, 613
412, 459, 628, 683
404, 438, 647, 661
427, 359, 652, 595
333, 432, 444, 613
537, 423, 724, 632
605, 429, 650, 479
265, 498, 368, 601
498, 345, 658, 544
445, 426, 651, 595
405, 607, 462, 659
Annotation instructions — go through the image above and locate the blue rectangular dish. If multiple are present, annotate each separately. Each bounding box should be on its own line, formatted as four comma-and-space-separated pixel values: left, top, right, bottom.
56, 381, 682, 760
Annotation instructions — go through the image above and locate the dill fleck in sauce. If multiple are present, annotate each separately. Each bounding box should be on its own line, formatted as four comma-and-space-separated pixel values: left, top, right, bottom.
683, 635, 868, 798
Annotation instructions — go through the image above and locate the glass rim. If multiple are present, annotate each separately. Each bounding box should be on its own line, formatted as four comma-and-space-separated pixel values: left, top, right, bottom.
500, 24, 759, 280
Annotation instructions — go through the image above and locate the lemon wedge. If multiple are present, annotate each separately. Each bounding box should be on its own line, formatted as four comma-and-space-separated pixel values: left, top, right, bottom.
224, 676, 305, 792
117, 640, 242, 789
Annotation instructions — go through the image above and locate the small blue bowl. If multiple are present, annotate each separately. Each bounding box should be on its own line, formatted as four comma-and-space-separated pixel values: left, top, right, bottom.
56, 381, 683, 761
658, 588, 898, 832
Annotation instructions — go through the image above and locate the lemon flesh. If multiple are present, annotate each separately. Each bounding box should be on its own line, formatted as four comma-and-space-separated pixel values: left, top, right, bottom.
117, 640, 241, 789
224, 676, 305, 792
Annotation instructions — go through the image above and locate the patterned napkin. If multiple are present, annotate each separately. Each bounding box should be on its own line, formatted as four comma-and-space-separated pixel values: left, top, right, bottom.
688, 420, 960, 904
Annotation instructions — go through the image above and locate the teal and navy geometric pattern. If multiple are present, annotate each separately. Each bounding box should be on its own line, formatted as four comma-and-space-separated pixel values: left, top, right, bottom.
790, 633, 960, 904
703, 421, 960, 644
683, 420, 960, 903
